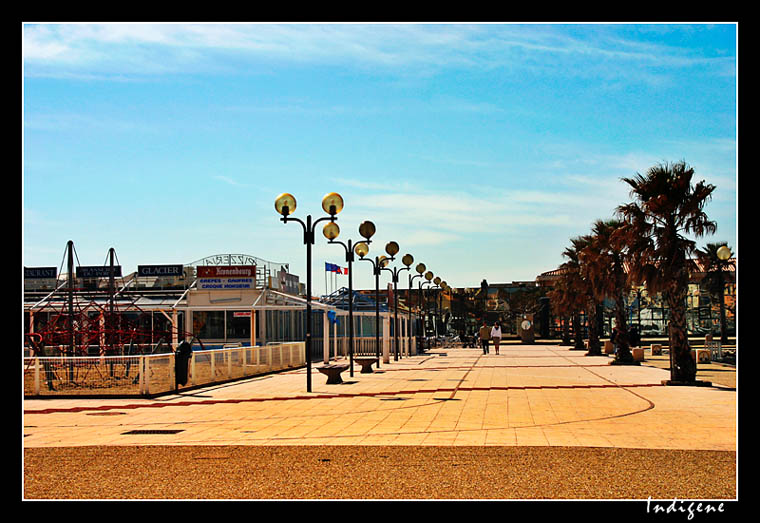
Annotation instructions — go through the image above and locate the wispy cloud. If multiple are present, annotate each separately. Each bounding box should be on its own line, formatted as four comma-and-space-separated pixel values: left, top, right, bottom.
213, 175, 249, 187
336, 179, 602, 247
23, 23, 735, 81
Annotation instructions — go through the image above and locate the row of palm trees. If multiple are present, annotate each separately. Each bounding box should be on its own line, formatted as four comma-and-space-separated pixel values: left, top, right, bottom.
548, 160, 734, 383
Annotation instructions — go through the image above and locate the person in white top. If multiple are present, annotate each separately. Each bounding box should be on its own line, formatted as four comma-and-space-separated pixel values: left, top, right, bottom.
490, 322, 502, 354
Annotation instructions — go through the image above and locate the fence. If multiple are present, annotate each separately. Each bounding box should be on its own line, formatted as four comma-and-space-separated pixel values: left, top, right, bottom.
331, 336, 419, 360
23, 342, 306, 398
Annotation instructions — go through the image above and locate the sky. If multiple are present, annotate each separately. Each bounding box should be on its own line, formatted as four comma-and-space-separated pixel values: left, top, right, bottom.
22, 22, 738, 295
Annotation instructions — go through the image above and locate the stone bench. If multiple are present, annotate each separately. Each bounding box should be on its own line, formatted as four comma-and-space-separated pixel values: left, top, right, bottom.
632, 348, 645, 362
317, 364, 350, 384
650, 344, 663, 355
604, 340, 614, 354
354, 357, 379, 374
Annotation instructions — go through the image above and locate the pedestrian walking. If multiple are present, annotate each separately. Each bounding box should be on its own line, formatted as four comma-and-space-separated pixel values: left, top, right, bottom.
478, 321, 491, 354
491, 322, 502, 354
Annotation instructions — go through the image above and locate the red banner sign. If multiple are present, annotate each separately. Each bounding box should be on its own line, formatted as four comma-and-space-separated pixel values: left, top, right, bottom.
197, 265, 256, 278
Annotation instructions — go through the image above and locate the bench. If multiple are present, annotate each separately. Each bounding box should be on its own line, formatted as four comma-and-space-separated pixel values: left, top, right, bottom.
354, 357, 379, 374
317, 364, 350, 384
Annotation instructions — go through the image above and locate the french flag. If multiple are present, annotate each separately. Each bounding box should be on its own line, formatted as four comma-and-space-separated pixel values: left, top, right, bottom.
325, 262, 348, 274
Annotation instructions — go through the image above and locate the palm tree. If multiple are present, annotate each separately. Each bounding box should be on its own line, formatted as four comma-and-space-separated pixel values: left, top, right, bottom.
584, 219, 636, 364
547, 269, 576, 346
695, 243, 734, 344
615, 161, 716, 383
575, 234, 605, 356
561, 235, 602, 354
553, 242, 584, 349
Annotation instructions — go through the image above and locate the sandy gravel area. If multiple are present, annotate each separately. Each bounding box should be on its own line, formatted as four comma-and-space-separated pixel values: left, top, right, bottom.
23, 445, 736, 500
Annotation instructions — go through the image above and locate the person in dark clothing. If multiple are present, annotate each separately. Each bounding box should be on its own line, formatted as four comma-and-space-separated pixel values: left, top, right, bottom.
629, 326, 640, 348
479, 322, 491, 354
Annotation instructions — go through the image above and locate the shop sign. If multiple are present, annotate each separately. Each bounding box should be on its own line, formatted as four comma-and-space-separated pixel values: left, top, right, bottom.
198, 277, 255, 290
233, 311, 252, 318
76, 265, 122, 278
197, 265, 256, 278
24, 267, 57, 279
138, 264, 184, 277
278, 269, 300, 294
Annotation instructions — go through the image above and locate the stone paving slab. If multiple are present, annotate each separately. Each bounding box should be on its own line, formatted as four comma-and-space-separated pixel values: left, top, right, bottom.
23, 344, 736, 451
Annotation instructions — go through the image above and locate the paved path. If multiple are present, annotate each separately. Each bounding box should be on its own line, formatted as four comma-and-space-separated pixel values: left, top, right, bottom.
24, 344, 736, 451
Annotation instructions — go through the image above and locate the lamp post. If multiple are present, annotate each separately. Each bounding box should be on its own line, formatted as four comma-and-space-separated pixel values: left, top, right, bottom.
324, 220, 376, 377
421, 270, 434, 343
409, 262, 426, 355
716, 245, 732, 344
275, 191, 343, 393
356, 242, 384, 367
379, 242, 413, 361
439, 281, 449, 339
432, 276, 442, 338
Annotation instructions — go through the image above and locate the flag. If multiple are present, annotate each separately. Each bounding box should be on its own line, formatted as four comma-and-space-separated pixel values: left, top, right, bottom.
325, 262, 347, 274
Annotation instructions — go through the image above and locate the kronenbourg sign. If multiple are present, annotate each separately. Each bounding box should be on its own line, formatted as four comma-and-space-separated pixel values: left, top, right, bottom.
197, 265, 256, 290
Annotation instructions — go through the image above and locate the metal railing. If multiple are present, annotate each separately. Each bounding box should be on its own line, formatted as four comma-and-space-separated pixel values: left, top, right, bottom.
705, 339, 723, 361
332, 336, 420, 360
23, 342, 306, 398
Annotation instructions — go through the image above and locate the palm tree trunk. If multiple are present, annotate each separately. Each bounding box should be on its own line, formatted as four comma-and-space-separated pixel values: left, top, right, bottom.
561, 316, 571, 345
666, 284, 697, 382
572, 312, 584, 349
585, 302, 602, 356
613, 294, 634, 363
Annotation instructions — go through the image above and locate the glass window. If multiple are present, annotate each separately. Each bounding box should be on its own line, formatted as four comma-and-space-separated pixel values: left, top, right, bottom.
227, 311, 251, 339
194, 311, 225, 339
153, 313, 171, 343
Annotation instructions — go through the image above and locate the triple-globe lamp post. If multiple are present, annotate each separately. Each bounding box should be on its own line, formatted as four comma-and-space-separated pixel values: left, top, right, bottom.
431, 277, 449, 338
323, 220, 376, 376
379, 242, 413, 361
420, 271, 434, 342
409, 262, 427, 355
356, 242, 394, 367
275, 191, 344, 393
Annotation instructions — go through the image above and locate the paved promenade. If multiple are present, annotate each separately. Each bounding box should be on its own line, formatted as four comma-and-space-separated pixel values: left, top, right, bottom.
23, 343, 738, 500
24, 344, 735, 450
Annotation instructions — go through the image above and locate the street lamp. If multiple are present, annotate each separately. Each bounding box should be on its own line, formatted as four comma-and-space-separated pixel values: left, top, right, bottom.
422, 270, 434, 343
356, 241, 385, 367
439, 281, 449, 339
410, 263, 427, 353
380, 242, 412, 361
275, 191, 343, 392
716, 244, 733, 344
400, 253, 415, 357
432, 276, 442, 338
325, 220, 376, 376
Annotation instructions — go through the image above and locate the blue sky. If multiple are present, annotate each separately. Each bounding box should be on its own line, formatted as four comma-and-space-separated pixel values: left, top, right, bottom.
22, 23, 737, 295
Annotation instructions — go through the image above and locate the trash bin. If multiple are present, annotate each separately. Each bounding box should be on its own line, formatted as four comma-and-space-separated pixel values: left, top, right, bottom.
175, 340, 193, 387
